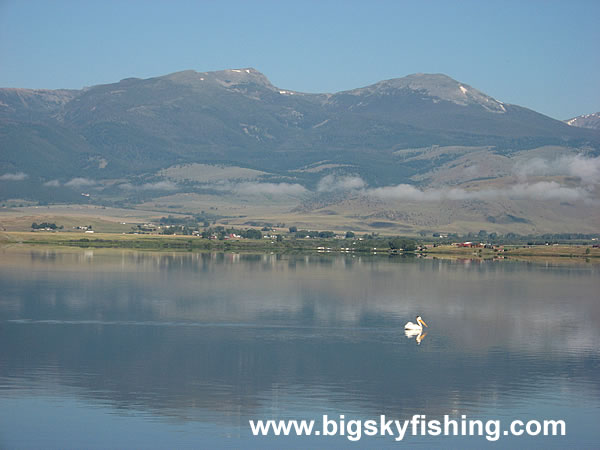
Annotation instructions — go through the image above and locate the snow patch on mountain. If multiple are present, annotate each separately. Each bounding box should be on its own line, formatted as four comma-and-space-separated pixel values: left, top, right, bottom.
565, 112, 600, 130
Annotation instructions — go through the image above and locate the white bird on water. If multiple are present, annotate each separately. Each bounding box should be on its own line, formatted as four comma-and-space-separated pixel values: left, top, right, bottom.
405, 315, 428, 332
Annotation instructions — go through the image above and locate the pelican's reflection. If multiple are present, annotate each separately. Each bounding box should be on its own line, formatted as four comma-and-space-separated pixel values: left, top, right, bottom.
405, 329, 428, 345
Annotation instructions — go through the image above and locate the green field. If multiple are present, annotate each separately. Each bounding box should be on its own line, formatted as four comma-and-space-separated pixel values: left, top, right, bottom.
423, 244, 600, 260
2, 231, 599, 262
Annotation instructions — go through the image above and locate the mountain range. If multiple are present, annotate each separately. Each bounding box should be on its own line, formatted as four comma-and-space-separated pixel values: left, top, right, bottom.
1, 69, 599, 233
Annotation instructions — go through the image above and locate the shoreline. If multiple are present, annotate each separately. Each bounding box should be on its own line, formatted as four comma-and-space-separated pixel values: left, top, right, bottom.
1, 231, 599, 262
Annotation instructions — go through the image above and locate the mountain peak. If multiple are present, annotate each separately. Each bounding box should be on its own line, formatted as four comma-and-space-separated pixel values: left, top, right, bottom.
345, 73, 507, 113
162, 67, 275, 90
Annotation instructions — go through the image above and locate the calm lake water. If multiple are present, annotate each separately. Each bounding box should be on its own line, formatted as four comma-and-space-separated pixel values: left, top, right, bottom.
0, 247, 598, 448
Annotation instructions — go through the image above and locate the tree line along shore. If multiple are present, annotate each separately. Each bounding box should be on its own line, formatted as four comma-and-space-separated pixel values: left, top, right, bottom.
1, 228, 599, 260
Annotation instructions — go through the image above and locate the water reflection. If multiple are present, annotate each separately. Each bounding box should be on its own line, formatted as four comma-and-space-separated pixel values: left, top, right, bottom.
0, 247, 599, 443
405, 329, 427, 345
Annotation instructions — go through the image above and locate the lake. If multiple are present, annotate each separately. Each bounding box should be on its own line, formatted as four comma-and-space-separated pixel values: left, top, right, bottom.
0, 247, 598, 448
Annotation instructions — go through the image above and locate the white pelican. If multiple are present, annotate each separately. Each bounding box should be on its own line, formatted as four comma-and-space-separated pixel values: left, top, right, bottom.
405, 315, 428, 331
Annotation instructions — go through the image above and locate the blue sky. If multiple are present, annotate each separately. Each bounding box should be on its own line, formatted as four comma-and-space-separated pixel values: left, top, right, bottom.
0, 0, 598, 119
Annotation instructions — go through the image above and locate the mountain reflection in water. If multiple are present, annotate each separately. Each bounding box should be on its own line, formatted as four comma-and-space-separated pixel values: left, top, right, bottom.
0, 248, 598, 447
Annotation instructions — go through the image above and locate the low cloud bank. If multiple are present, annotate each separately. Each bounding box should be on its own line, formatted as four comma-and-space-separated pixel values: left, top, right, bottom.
317, 174, 365, 192
210, 180, 307, 196
116, 179, 307, 195
64, 177, 97, 188
230, 181, 307, 195
43, 178, 97, 188
311, 154, 599, 203
515, 154, 600, 185
119, 181, 178, 191
30, 153, 600, 203
0, 172, 28, 181
368, 181, 591, 202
